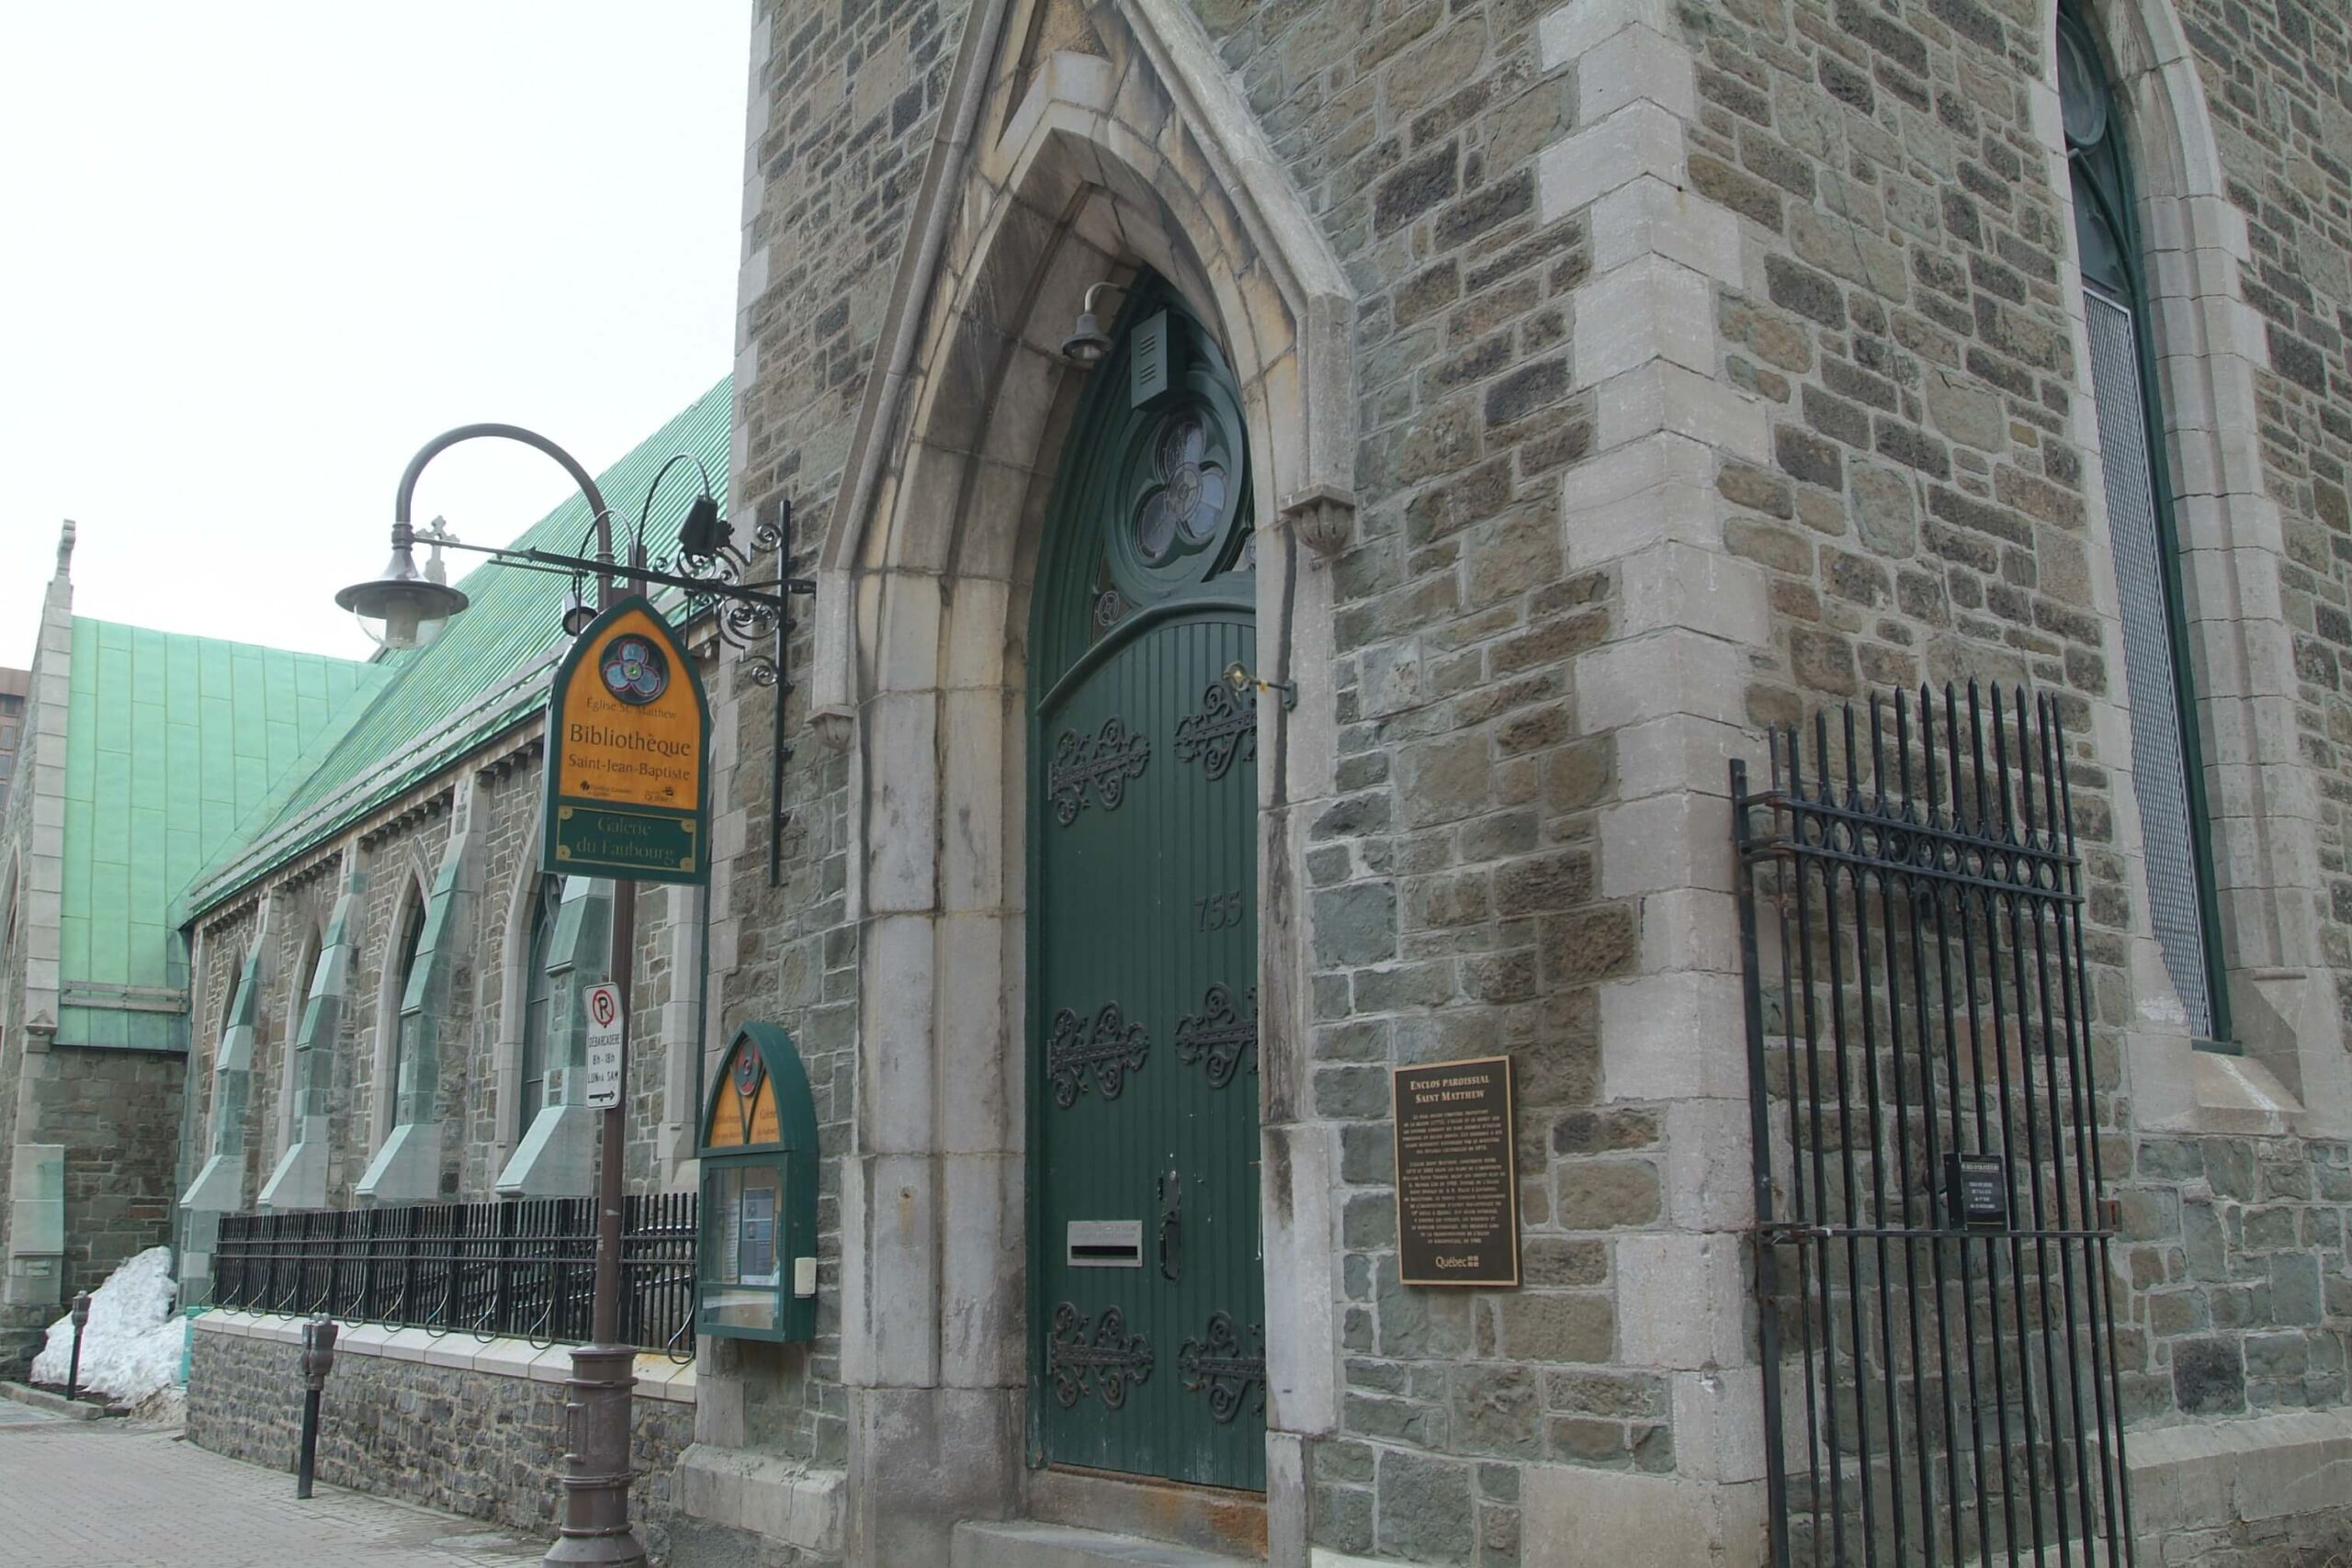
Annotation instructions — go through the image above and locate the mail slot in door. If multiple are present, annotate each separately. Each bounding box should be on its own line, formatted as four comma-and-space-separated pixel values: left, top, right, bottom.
1067, 1220, 1143, 1267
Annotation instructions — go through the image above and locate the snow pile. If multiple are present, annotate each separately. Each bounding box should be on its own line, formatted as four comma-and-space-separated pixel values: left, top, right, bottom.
29, 1247, 185, 1403
130, 1382, 187, 1430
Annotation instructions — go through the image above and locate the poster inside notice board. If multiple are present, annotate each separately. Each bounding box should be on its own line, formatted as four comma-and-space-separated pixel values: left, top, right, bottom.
1392, 1055, 1520, 1288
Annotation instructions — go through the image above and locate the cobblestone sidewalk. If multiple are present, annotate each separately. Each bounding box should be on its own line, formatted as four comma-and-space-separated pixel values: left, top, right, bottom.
0, 1406, 544, 1566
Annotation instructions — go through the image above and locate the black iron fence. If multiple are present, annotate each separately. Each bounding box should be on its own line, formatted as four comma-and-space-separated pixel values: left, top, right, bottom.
209, 1195, 696, 1359
1735, 684, 2132, 1566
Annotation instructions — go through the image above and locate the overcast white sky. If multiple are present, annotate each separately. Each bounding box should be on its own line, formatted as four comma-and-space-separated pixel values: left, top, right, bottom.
0, 3, 748, 666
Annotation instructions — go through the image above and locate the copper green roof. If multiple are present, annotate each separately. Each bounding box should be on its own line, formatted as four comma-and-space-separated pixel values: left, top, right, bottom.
184, 375, 732, 918
58, 621, 378, 1050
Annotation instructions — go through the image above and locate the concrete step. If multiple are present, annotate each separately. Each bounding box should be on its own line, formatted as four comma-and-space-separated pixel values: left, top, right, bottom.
0, 1381, 109, 1420
952, 1520, 1261, 1568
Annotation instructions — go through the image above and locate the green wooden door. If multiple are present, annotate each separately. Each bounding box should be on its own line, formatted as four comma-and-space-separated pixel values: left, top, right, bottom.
1030, 284, 1264, 1491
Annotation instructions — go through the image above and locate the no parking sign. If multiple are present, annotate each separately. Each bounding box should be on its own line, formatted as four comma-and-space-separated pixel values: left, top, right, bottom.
583, 982, 624, 1109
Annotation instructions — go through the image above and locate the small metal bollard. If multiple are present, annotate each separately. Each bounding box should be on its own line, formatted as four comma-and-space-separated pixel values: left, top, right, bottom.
295, 1317, 338, 1500
63, 1292, 92, 1404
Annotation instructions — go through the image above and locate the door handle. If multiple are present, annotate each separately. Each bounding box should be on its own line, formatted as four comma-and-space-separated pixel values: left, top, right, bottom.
1157, 1170, 1182, 1284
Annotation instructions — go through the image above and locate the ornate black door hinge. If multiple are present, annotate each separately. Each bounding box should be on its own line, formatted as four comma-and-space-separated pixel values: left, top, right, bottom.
1177, 1313, 1265, 1424
1175, 984, 1257, 1088
1046, 1002, 1150, 1107
1048, 716, 1150, 825
1047, 1303, 1154, 1410
1174, 681, 1257, 782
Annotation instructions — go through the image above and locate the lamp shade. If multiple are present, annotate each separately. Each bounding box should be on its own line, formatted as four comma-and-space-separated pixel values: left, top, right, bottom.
1061, 310, 1114, 367
560, 586, 596, 637
335, 525, 469, 650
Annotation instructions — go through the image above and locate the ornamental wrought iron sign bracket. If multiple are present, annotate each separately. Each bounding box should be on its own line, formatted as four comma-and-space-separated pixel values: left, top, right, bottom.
449, 493, 815, 888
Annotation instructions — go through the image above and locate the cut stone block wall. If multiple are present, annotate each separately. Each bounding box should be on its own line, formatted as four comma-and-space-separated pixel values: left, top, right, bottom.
1660, 0, 2352, 1447
41, 1046, 185, 1297
707, 0, 2352, 1562
0, 531, 78, 1377
0, 1045, 185, 1380
188, 1310, 695, 1547
2127, 1407, 2352, 1564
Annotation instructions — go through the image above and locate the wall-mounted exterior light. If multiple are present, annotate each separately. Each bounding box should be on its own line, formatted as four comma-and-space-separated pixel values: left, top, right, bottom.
1061, 281, 1127, 367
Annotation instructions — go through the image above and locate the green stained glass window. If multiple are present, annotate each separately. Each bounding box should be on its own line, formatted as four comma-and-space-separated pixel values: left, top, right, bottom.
389, 896, 426, 1106
517, 876, 563, 1121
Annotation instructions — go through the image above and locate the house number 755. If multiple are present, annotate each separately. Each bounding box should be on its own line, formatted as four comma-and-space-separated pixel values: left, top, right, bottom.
1194, 890, 1244, 931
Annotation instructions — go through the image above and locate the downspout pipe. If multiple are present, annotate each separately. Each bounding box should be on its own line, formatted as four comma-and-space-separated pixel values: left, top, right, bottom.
692, 875, 713, 1151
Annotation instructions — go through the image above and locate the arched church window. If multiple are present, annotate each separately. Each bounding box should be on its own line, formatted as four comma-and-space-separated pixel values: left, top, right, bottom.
1033, 275, 1253, 688
516, 876, 564, 1122
388, 893, 427, 1111
2060, 0, 2228, 1043
282, 931, 327, 1150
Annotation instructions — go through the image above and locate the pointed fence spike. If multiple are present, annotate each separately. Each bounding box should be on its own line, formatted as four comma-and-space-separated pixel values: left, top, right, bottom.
1896, 689, 1916, 819
1840, 701, 1860, 807
1870, 694, 1888, 814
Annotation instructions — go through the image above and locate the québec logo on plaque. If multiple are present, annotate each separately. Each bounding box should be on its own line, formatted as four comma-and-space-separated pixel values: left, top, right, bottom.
541, 596, 710, 885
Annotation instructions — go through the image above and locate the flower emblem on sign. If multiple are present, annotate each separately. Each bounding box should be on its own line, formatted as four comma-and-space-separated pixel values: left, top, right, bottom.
600, 635, 669, 705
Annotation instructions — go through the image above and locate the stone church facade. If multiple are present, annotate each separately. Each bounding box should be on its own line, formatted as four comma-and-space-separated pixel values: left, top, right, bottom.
692, 0, 2352, 1563
133, 0, 2352, 1562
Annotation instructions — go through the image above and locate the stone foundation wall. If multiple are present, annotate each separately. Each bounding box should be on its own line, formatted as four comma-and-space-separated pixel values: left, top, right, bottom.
0, 1043, 186, 1379
188, 1311, 695, 1547
2130, 1407, 2352, 1565
2120, 1134, 2352, 1423
0, 1303, 46, 1382
45, 1045, 185, 1293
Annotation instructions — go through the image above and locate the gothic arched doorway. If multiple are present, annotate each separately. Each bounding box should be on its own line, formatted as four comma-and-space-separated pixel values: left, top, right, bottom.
1027, 276, 1265, 1491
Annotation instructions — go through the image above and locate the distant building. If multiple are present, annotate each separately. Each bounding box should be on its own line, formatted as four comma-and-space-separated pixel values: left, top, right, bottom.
0, 524, 375, 1371
0, 666, 27, 812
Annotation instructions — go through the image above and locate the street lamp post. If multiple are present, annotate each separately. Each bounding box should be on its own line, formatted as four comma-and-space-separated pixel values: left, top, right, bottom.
338, 425, 808, 1567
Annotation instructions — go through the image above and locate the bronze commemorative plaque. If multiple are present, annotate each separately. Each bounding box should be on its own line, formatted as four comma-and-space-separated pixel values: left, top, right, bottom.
1392, 1055, 1520, 1288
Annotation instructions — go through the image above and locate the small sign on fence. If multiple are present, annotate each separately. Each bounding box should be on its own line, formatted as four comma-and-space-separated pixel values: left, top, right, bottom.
583, 982, 624, 1109
1945, 1150, 2009, 1229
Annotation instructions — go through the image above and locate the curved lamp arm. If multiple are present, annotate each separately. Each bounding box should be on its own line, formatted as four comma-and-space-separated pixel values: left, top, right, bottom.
636, 451, 718, 563
392, 423, 619, 599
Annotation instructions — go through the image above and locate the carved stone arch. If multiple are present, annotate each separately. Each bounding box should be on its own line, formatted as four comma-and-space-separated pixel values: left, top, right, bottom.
768, 3, 1356, 1560
998, 0, 1106, 144
2036, 0, 2351, 1129
811, 0, 1356, 716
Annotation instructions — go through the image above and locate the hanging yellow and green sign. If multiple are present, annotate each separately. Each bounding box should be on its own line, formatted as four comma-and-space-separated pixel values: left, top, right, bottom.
541, 595, 710, 884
